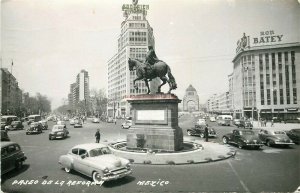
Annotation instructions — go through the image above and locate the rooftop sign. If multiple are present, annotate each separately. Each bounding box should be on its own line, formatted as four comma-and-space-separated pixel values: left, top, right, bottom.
122, 0, 149, 17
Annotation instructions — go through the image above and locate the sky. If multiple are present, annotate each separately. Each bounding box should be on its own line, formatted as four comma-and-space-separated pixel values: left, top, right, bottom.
1, 0, 300, 109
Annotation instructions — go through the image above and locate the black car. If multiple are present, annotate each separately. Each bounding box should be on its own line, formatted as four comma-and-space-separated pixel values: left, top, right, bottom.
1, 141, 27, 175
222, 129, 263, 149
26, 122, 43, 135
286, 129, 300, 144
187, 126, 217, 138
236, 120, 253, 129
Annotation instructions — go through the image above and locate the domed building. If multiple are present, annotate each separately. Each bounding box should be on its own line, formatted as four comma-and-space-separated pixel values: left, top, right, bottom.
183, 85, 199, 112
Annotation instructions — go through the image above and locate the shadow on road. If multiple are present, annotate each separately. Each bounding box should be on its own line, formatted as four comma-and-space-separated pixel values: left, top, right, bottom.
103, 176, 136, 188
1, 164, 30, 184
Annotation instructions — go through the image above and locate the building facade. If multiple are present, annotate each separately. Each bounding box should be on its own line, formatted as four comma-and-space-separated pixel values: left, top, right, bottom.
107, 0, 160, 118
0, 68, 23, 116
232, 31, 300, 120
68, 70, 89, 114
182, 85, 199, 112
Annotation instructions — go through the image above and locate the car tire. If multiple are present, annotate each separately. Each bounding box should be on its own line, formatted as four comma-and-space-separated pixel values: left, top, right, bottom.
64, 167, 71, 173
92, 171, 104, 185
222, 137, 228, 144
200, 133, 205, 138
238, 142, 243, 149
15, 161, 23, 170
26, 132, 29, 135
266, 140, 272, 147
187, 131, 192, 136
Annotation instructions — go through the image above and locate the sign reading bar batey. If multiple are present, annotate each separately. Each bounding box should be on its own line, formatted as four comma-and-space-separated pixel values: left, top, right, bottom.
253, 30, 283, 45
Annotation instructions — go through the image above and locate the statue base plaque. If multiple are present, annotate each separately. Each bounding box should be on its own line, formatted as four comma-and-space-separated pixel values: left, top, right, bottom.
126, 94, 183, 152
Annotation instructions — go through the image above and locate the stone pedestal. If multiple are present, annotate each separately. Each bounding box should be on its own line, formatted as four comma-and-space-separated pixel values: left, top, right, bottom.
126, 94, 183, 152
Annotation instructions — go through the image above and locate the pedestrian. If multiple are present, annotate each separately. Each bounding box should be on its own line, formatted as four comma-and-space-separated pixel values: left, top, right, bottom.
204, 124, 209, 142
95, 129, 100, 143
114, 118, 117, 125
271, 119, 274, 127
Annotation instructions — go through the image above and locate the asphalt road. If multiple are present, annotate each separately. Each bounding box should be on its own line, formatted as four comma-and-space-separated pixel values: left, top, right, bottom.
1, 115, 300, 193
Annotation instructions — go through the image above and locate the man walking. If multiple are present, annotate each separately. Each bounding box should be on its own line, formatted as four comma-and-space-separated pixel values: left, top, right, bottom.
204, 124, 209, 142
95, 129, 101, 143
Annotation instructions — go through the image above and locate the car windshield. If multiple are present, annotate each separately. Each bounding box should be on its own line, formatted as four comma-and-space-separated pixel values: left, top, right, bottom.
31, 123, 38, 126
240, 130, 254, 135
89, 147, 111, 157
52, 126, 64, 131
274, 131, 285, 135
12, 121, 20, 124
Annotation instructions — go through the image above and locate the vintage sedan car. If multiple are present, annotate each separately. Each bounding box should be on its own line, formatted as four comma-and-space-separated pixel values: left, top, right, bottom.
57, 121, 66, 128
236, 120, 253, 129
187, 125, 217, 138
69, 119, 75, 125
286, 129, 300, 144
26, 122, 42, 135
49, 125, 69, 140
92, 118, 100, 123
233, 119, 241, 126
121, 120, 132, 129
196, 118, 206, 126
107, 117, 114, 123
222, 129, 264, 149
10, 121, 24, 130
209, 117, 216, 122
258, 129, 294, 147
58, 143, 132, 184
74, 119, 83, 128
1, 141, 27, 175
39, 120, 48, 130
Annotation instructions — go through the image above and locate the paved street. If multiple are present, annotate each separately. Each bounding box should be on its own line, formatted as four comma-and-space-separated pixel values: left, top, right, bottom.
1, 114, 300, 193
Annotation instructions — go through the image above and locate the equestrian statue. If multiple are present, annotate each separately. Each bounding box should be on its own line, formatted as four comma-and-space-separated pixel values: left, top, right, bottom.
128, 46, 177, 94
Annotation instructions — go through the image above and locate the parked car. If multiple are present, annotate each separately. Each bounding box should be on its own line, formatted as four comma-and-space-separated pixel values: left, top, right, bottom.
209, 117, 216, 122
286, 129, 300, 144
49, 125, 69, 140
74, 119, 83, 128
1, 130, 10, 141
233, 119, 241, 126
70, 119, 75, 125
10, 121, 24, 130
26, 122, 42, 135
39, 120, 48, 130
187, 125, 217, 138
92, 118, 100, 123
236, 120, 253, 129
63, 117, 69, 121
1, 141, 27, 175
58, 143, 132, 184
222, 129, 263, 149
258, 129, 294, 147
121, 120, 132, 129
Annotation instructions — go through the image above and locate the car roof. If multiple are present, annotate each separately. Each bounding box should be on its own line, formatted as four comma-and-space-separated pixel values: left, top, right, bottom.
72, 143, 107, 151
0, 141, 18, 147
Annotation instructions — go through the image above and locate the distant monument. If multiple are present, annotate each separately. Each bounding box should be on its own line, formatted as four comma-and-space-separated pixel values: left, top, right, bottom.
183, 85, 200, 112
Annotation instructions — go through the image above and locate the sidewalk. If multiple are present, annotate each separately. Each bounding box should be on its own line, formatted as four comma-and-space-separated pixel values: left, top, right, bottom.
252, 121, 300, 131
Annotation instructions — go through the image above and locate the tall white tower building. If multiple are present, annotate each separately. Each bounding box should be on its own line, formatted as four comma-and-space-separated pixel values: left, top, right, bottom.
107, 0, 160, 117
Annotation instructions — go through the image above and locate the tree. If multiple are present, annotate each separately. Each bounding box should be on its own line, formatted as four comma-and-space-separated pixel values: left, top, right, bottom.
90, 88, 108, 117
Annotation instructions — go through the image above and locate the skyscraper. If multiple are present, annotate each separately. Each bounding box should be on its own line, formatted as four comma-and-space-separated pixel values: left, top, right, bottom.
107, 0, 160, 117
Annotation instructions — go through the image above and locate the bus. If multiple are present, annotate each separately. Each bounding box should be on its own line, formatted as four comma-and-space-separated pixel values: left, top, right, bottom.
27, 115, 41, 124
1, 116, 18, 125
217, 115, 232, 126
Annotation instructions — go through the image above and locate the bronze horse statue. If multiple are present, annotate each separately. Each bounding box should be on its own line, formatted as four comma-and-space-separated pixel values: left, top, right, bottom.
128, 58, 177, 94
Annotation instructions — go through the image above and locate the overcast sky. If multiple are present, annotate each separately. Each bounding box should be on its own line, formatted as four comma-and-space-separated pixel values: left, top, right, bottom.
1, 0, 300, 109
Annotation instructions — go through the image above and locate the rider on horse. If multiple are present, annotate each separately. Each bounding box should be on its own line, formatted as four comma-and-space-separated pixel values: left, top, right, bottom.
144, 46, 160, 78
